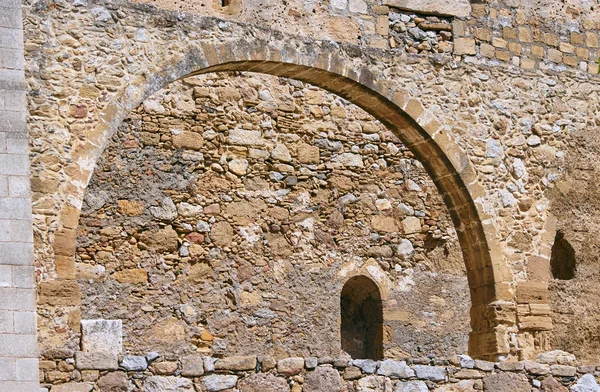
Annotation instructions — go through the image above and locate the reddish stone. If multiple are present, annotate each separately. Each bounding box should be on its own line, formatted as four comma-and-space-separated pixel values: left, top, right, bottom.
69, 104, 88, 118
185, 232, 204, 244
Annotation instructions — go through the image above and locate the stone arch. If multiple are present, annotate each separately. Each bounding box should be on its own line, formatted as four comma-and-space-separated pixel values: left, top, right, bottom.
54, 33, 510, 359
340, 275, 384, 360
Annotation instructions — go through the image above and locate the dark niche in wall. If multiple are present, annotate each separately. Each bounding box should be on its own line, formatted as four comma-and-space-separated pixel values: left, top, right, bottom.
340, 276, 384, 360
550, 231, 576, 280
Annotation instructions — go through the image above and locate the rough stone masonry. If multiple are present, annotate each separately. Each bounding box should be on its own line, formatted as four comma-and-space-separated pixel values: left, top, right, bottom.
2, 0, 600, 390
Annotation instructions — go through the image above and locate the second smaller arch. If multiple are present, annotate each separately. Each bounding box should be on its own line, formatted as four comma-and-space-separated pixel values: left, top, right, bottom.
341, 276, 384, 360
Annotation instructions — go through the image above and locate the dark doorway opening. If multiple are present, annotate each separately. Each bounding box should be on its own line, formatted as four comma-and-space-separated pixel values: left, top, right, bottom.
550, 231, 576, 280
340, 276, 384, 360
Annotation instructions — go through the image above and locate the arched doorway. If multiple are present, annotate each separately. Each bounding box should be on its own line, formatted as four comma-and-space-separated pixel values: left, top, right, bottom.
341, 276, 383, 360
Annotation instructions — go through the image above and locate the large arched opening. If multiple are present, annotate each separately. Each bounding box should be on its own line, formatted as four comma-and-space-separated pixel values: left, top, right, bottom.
44, 33, 510, 359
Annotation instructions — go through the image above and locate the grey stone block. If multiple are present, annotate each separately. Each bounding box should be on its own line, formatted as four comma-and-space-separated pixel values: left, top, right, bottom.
0, 28, 24, 49
15, 358, 38, 381
0, 69, 24, 90
377, 360, 415, 379
0, 198, 32, 220
12, 266, 34, 288
0, 242, 33, 265
0, 7, 22, 29
13, 312, 36, 334
0, 287, 34, 311
0, 310, 13, 333
1, 89, 25, 111
0, 155, 29, 175
413, 365, 446, 381
120, 355, 147, 371
6, 137, 28, 154
0, 264, 12, 286
0, 334, 38, 357
0, 219, 33, 243
0, 357, 15, 380
180, 355, 204, 377
8, 176, 30, 197
0, 133, 5, 152
0, 49, 24, 71
0, 381, 39, 392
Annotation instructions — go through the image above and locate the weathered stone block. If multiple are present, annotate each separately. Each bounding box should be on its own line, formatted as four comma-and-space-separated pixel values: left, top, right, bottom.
377, 360, 415, 379
238, 373, 289, 392
304, 366, 344, 392
75, 352, 118, 371
454, 38, 476, 55
81, 319, 122, 354
181, 355, 204, 377
214, 356, 256, 371
143, 376, 193, 392
277, 357, 305, 376
202, 375, 238, 392
413, 365, 446, 381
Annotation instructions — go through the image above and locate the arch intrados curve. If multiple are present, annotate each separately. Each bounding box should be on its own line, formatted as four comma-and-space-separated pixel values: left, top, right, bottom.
71, 39, 508, 358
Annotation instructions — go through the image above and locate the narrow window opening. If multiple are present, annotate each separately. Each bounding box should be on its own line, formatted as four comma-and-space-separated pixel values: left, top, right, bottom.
221, 0, 231, 7
341, 276, 383, 360
550, 231, 576, 280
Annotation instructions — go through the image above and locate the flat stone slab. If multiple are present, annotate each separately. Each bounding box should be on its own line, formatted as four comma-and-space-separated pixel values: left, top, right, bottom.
382, 0, 471, 18
81, 319, 122, 354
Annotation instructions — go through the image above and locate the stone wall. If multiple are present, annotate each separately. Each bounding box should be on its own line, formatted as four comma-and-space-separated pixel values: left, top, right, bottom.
0, 0, 39, 391
38, 338, 600, 392
128, 0, 600, 74
22, 0, 600, 365
64, 72, 469, 360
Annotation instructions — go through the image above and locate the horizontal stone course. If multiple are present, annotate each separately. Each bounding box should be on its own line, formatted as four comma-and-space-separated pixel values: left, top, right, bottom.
37, 353, 600, 391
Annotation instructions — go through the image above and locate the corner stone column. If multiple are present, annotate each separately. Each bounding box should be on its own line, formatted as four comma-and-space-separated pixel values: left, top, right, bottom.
0, 1, 40, 391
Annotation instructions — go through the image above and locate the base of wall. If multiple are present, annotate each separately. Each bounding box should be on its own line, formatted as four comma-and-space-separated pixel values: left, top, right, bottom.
39, 350, 599, 391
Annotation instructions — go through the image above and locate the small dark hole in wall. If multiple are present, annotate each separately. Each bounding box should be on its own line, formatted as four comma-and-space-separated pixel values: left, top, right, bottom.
341, 276, 383, 360
550, 231, 576, 280
221, 0, 231, 7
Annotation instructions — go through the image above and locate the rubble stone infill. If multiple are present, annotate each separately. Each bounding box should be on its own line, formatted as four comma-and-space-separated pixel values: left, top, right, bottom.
39, 350, 600, 391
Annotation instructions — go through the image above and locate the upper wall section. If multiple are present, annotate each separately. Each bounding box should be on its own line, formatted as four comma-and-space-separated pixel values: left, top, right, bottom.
129, 0, 600, 75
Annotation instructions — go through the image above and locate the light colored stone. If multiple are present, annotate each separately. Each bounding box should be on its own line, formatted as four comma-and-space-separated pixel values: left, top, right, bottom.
228, 158, 249, 176
121, 355, 147, 371
353, 359, 377, 374
277, 357, 305, 376
454, 38, 476, 55
402, 216, 421, 234
357, 375, 394, 392
271, 144, 292, 162
414, 365, 446, 381
143, 376, 193, 392
395, 381, 428, 392
537, 350, 577, 366
383, 0, 470, 17
572, 375, 600, 392
459, 355, 474, 369
377, 360, 415, 379
228, 129, 266, 147
333, 153, 364, 168
81, 319, 122, 354
203, 375, 238, 392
